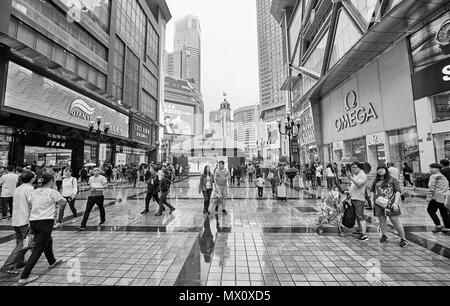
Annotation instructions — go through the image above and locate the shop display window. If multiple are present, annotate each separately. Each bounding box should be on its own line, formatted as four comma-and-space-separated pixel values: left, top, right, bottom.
344, 137, 367, 163
434, 132, 450, 162
387, 127, 420, 172
433, 93, 450, 122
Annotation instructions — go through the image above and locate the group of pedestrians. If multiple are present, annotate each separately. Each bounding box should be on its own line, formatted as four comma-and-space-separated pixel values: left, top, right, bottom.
141, 165, 175, 217
326, 158, 450, 248
199, 161, 229, 215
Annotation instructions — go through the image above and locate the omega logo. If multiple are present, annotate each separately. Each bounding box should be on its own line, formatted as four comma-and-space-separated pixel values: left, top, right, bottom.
335, 91, 378, 132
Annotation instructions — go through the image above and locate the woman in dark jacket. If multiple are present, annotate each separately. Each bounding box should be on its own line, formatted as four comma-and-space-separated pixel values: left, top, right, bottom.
199, 166, 215, 215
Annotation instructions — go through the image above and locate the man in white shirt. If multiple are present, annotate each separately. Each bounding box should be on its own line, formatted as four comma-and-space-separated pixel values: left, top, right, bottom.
77, 168, 108, 231
0, 171, 35, 274
0, 165, 19, 219
387, 162, 400, 180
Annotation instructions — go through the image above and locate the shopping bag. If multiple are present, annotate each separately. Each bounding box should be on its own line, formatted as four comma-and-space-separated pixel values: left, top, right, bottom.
23, 228, 35, 251
342, 201, 356, 228
298, 177, 305, 189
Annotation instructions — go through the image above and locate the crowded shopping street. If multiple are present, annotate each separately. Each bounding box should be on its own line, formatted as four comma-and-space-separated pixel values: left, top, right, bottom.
0, 172, 448, 286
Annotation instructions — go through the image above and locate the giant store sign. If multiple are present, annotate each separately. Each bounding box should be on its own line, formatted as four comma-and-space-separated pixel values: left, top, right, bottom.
3, 62, 129, 138
334, 91, 378, 132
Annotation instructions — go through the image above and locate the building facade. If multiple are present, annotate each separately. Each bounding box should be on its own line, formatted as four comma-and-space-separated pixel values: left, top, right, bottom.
256, 0, 289, 163
173, 15, 201, 92
0, 0, 171, 171
233, 105, 261, 160
271, 0, 450, 172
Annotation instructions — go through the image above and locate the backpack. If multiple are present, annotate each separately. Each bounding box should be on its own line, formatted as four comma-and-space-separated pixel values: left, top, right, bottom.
342, 200, 356, 228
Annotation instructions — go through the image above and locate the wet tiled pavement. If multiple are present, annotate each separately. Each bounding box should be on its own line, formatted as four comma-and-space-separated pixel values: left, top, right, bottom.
0, 177, 448, 286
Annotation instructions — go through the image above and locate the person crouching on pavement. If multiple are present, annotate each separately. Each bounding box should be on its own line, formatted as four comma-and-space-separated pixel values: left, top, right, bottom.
141, 166, 160, 216
157, 170, 175, 216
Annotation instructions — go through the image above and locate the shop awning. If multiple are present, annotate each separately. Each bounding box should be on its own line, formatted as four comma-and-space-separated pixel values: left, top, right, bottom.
294, 0, 450, 107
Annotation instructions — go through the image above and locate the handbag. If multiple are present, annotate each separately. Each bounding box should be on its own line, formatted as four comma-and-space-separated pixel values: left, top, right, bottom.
22, 228, 35, 250
342, 201, 356, 228
375, 196, 389, 209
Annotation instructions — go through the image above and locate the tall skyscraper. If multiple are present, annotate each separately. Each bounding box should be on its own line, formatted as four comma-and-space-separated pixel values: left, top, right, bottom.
173, 15, 201, 92
256, 0, 287, 122
234, 105, 261, 159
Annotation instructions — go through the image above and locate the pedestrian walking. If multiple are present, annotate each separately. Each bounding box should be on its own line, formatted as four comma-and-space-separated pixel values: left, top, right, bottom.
256, 175, 265, 199
213, 161, 229, 215
230, 167, 235, 185
315, 162, 323, 188
18, 173, 65, 285
199, 166, 215, 215
387, 162, 400, 180
141, 166, 160, 216
325, 164, 336, 190
0, 171, 35, 275
347, 162, 369, 241
55, 169, 63, 192
0, 165, 19, 219
54, 168, 78, 229
157, 170, 175, 216
402, 162, 415, 190
370, 166, 408, 247
426, 163, 450, 234
77, 168, 107, 231
439, 159, 450, 183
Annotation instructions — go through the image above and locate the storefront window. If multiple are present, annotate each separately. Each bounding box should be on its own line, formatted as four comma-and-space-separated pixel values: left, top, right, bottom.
0, 127, 13, 167
344, 137, 367, 162
433, 93, 450, 122
388, 127, 420, 172
434, 132, 450, 162
25, 147, 71, 168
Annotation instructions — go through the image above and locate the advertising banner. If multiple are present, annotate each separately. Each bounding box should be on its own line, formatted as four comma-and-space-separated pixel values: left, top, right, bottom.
163, 102, 195, 136
3, 62, 129, 138
266, 121, 280, 149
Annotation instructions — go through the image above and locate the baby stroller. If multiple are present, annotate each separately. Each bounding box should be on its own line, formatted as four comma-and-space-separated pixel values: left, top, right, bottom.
315, 187, 350, 236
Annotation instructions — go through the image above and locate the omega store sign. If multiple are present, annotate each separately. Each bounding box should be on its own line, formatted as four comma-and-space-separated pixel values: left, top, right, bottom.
2, 62, 129, 138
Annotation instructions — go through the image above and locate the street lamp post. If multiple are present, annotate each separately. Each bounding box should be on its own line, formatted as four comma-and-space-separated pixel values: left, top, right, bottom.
88, 116, 110, 166
277, 114, 301, 168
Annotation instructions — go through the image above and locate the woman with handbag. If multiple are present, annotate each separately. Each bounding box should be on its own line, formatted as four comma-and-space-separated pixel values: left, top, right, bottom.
18, 173, 66, 285
370, 166, 408, 248
54, 168, 78, 229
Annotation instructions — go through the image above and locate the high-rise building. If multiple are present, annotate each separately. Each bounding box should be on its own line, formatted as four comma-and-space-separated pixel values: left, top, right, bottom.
256, 0, 288, 122
234, 105, 261, 159
0, 0, 171, 170
256, 0, 288, 163
173, 15, 201, 92
167, 49, 188, 80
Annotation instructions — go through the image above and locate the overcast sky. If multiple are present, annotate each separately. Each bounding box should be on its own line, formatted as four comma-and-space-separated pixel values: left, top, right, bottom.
165, 0, 260, 125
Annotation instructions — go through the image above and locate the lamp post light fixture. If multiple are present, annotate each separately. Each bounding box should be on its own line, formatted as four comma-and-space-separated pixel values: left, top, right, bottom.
277, 113, 301, 168
88, 116, 110, 166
